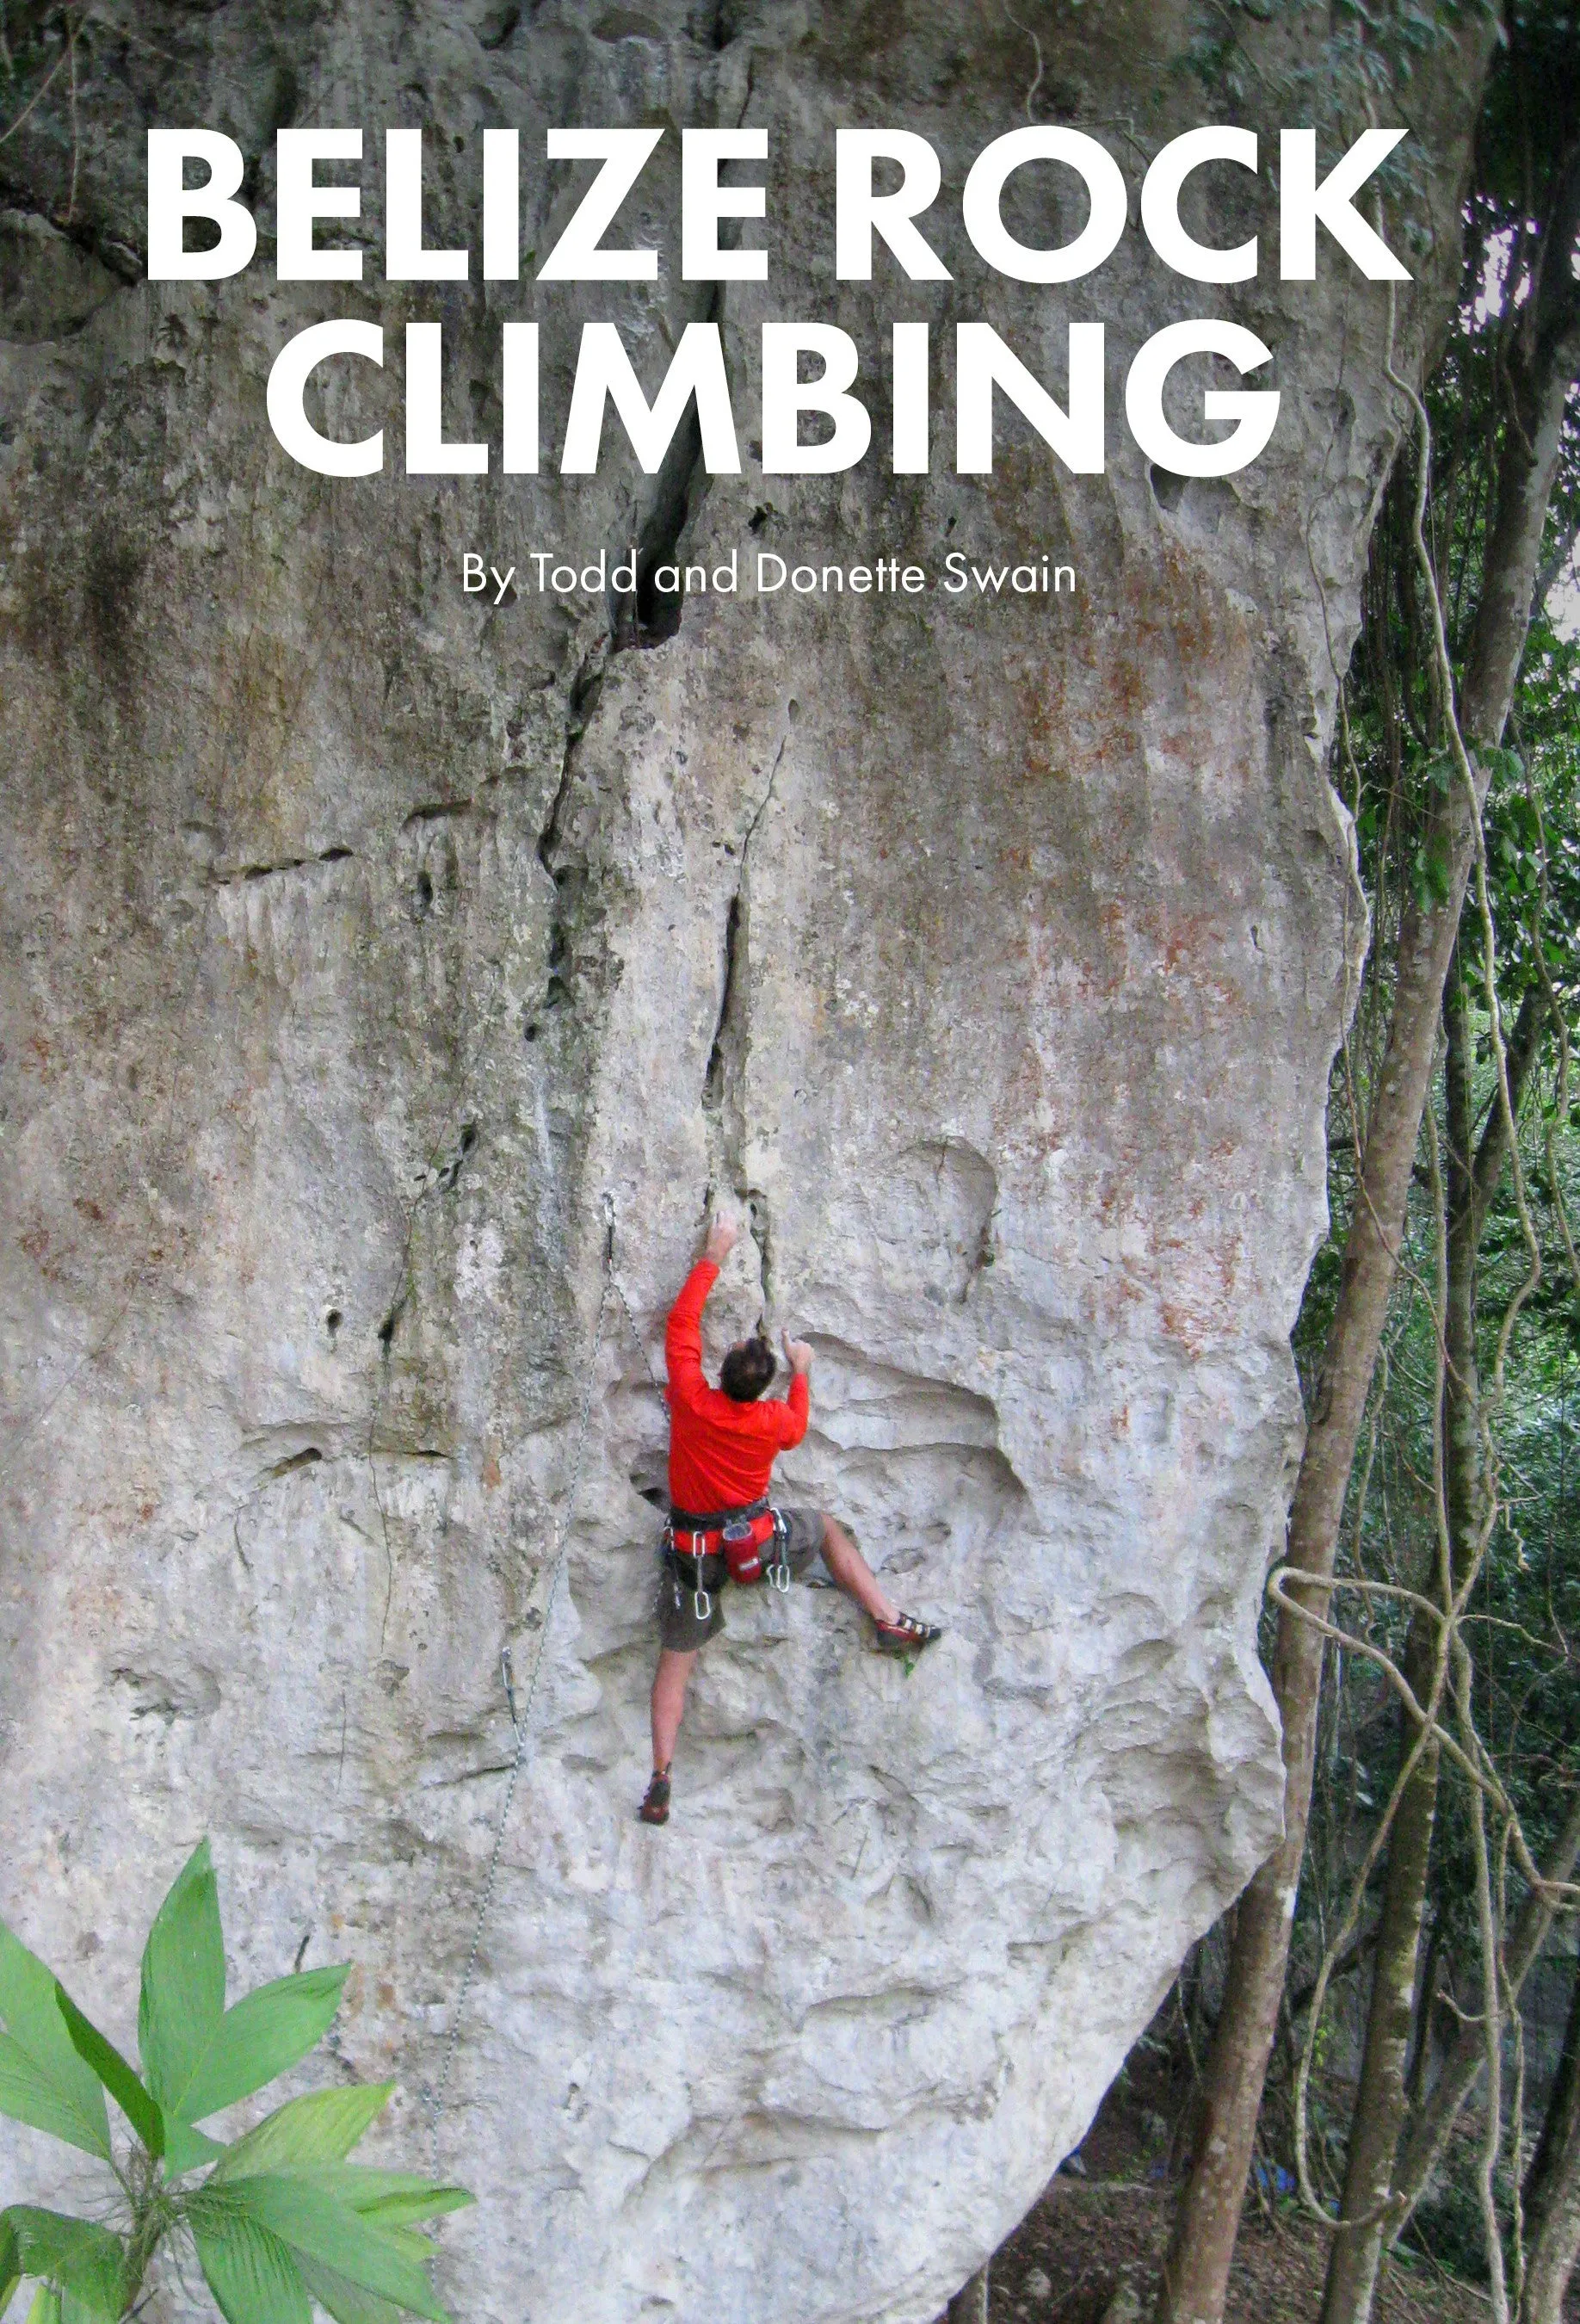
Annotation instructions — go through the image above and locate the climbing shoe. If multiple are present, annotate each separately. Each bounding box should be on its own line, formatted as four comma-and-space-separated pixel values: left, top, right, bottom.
872, 1611, 943, 1656
638, 1768, 671, 1825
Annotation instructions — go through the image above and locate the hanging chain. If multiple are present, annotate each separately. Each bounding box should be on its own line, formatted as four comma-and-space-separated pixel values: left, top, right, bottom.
610, 1267, 664, 1396
424, 1196, 662, 2170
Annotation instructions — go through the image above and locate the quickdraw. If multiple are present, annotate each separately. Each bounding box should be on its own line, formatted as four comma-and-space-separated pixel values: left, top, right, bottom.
665, 1505, 791, 1616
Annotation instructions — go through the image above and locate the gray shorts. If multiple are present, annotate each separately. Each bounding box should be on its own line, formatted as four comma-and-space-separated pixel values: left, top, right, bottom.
656, 1505, 831, 1653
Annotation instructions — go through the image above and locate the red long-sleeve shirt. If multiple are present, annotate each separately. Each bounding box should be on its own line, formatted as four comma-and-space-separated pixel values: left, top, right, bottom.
665, 1260, 809, 1512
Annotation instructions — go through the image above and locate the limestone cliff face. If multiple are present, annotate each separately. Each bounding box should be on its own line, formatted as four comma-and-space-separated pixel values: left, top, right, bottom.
0, 8, 1480, 2320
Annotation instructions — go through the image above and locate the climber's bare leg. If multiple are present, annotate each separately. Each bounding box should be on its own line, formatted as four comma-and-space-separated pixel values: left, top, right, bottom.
818, 1514, 899, 1627
650, 1647, 696, 1773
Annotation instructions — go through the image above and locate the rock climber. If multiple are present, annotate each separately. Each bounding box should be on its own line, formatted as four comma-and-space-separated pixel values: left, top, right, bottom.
639, 1212, 942, 1826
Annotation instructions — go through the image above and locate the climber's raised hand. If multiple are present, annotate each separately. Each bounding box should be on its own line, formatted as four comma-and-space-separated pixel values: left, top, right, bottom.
781, 1331, 813, 1377
705, 1213, 739, 1266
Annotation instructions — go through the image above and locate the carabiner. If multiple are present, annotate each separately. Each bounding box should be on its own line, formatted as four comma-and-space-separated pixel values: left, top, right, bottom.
692, 1588, 713, 1622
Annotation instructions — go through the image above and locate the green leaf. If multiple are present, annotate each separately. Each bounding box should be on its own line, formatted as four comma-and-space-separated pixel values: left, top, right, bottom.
164, 2120, 225, 2176
0, 2213, 127, 2321
311, 2174, 472, 2227
213, 2086, 393, 2180
23, 2290, 59, 2324
1, 2215, 19, 2321
60, 2285, 120, 2324
52, 1986, 164, 2160
139, 1841, 225, 2118
179, 1969, 349, 2124
0, 1930, 111, 2161
191, 2203, 312, 2324
213, 2180, 445, 2322
350, 2226, 432, 2266
293, 2257, 405, 2324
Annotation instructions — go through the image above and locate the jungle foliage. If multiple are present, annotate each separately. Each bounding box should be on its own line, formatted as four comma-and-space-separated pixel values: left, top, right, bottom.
0, 1842, 471, 2324
1151, 3, 1580, 2318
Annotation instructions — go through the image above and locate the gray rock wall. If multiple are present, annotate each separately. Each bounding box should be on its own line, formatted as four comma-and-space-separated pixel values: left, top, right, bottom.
0, 7, 1481, 2320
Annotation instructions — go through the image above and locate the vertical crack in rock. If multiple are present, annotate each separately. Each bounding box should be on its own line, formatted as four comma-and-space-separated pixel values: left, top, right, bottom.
703, 732, 787, 1301
613, 286, 724, 650
530, 641, 607, 1034
702, 892, 742, 1118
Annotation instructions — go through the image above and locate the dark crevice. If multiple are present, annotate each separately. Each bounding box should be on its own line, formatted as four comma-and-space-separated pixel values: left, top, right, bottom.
268, 1445, 324, 1479
744, 1188, 773, 1307
213, 849, 355, 886
537, 644, 604, 874
404, 800, 472, 826
477, 3, 522, 49
536, 763, 576, 877
530, 640, 607, 1038
702, 892, 742, 1113
1149, 464, 1188, 512
701, 714, 793, 1301
742, 731, 787, 852
613, 286, 724, 650
430, 1122, 478, 1194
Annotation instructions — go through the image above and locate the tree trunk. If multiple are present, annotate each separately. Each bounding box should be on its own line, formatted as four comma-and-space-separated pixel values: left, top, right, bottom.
1391, 1795, 1580, 2231
1318, 970, 1546, 2324
1154, 159, 1580, 2324
1521, 1960, 1580, 2324
1316, 1688, 1439, 2324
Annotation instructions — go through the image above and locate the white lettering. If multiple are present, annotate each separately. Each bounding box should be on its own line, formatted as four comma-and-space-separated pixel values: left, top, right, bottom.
266, 320, 384, 476
404, 322, 488, 473
483, 128, 520, 281
538, 128, 663, 281
386, 129, 468, 280
955, 322, 1105, 474
146, 130, 256, 281
682, 128, 768, 281
1125, 320, 1279, 478
560, 322, 740, 473
1141, 127, 1258, 283
1280, 128, 1410, 281
892, 320, 929, 473
962, 127, 1127, 283
761, 324, 871, 473
276, 129, 362, 281
502, 321, 539, 474
836, 129, 950, 281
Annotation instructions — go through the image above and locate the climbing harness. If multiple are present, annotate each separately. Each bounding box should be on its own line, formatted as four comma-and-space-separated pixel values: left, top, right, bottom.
663, 1497, 791, 1614
425, 1192, 660, 2167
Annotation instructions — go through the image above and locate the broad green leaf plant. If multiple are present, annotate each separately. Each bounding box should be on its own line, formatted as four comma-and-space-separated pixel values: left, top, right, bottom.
0, 1842, 471, 2324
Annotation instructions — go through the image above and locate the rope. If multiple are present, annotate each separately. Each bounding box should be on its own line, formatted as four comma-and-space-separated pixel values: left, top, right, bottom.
423, 1195, 661, 2169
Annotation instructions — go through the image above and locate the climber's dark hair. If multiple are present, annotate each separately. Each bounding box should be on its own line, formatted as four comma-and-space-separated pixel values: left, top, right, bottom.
720, 1331, 776, 1403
